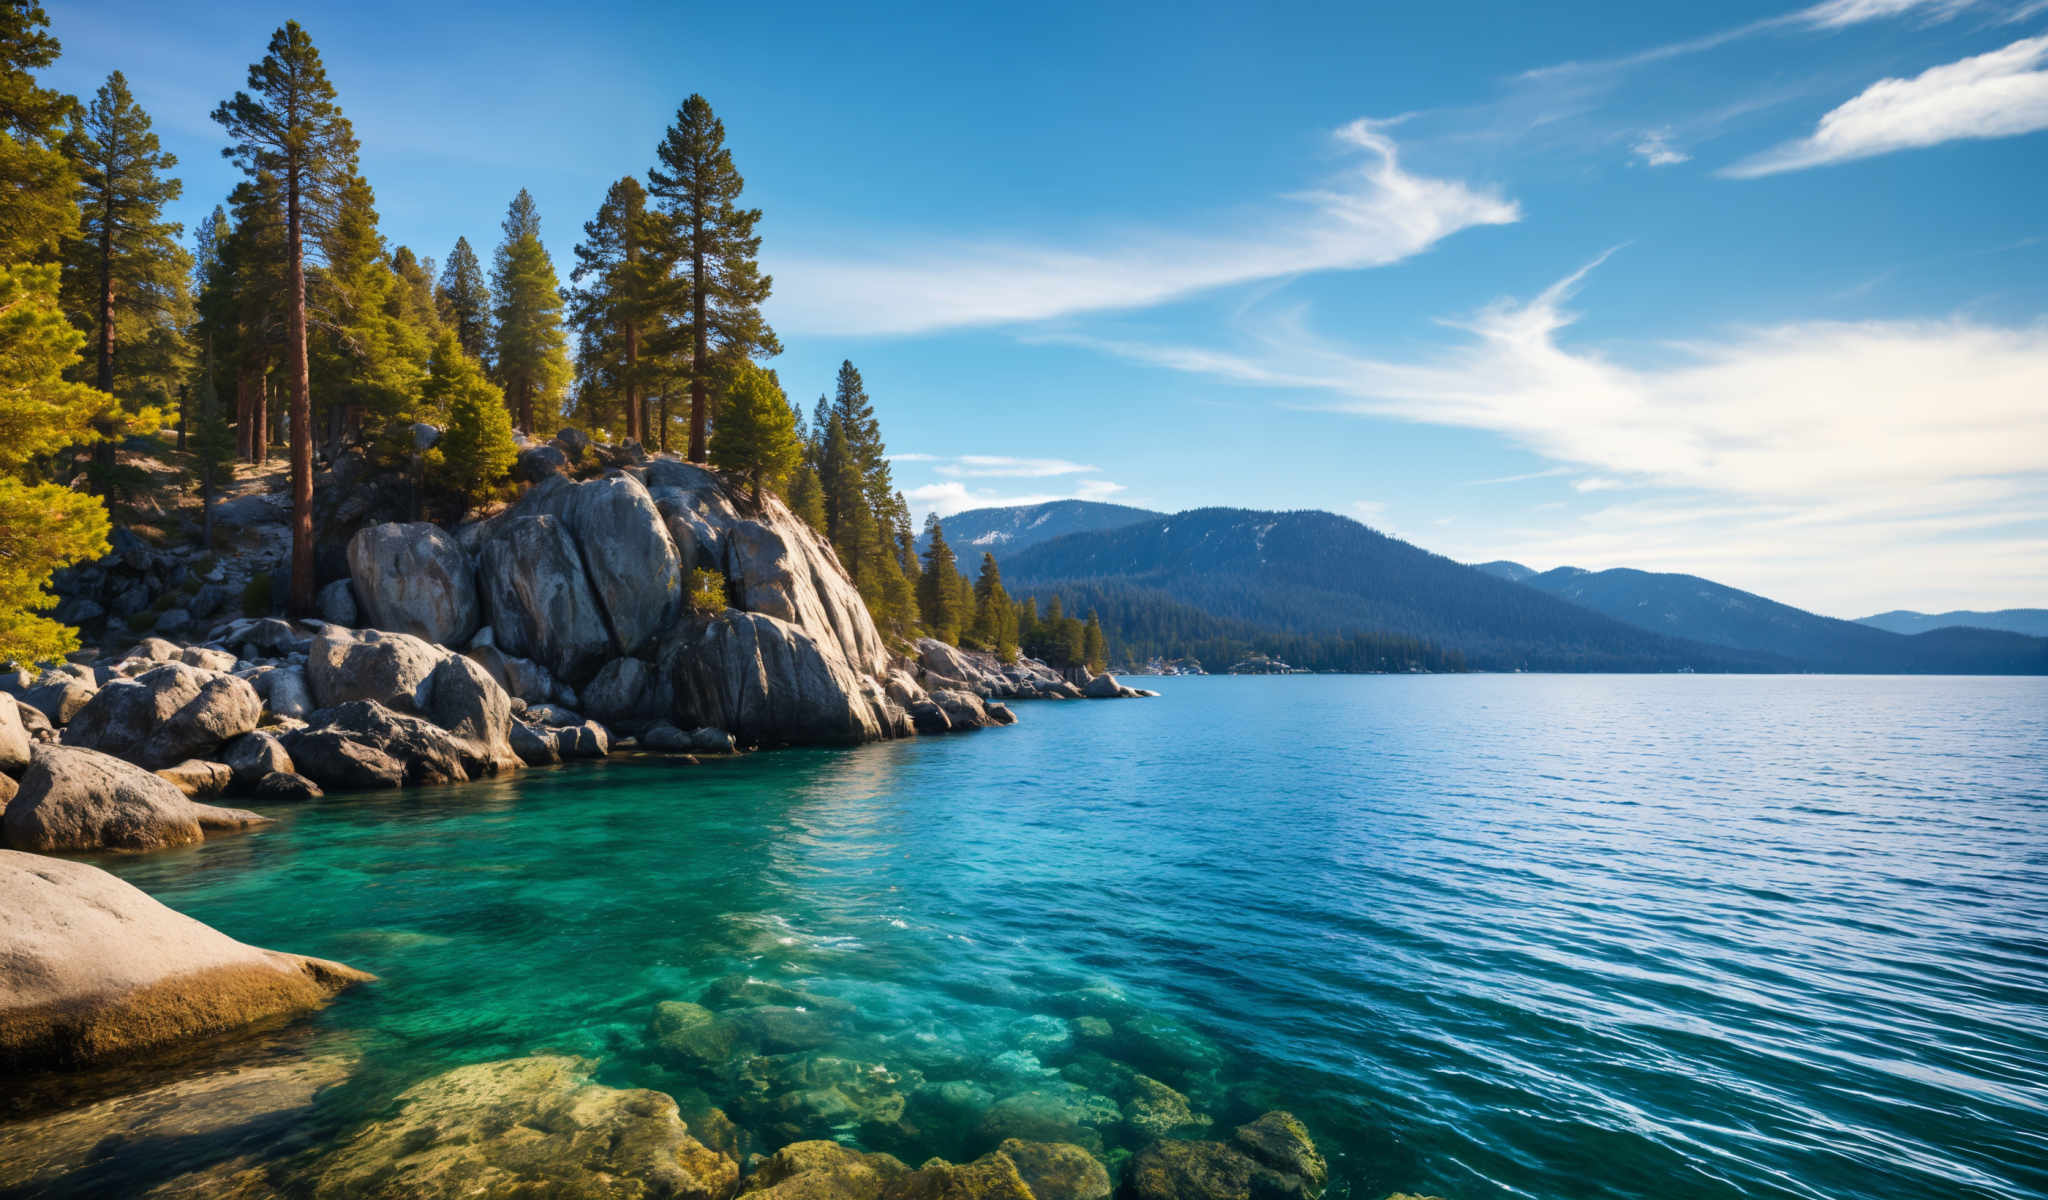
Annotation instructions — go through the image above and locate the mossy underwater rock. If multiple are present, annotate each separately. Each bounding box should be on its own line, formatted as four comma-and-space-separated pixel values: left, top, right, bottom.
0, 851, 370, 1070
303, 1054, 737, 1200
733, 1138, 1109, 1200
1121, 1111, 1327, 1200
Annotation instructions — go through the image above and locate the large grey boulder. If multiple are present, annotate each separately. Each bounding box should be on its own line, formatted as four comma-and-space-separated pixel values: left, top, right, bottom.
423, 654, 520, 775
62, 663, 261, 769
3, 744, 266, 854
0, 851, 369, 1070
281, 701, 471, 791
21, 675, 95, 725
477, 515, 613, 684
345, 522, 481, 645
662, 612, 894, 746
306, 627, 443, 711
531, 472, 683, 656
726, 501, 888, 676
579, 656, 668, 725
0, 696, 27, 775
251, 663, 314, 719
317, 578, 359, 625
464, 641, 557, 705
222, 730, 294, 790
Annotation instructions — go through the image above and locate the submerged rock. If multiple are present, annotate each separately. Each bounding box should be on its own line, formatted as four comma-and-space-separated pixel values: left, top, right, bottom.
303, 1054, 736, 1200
3, 745, 265, 853
1121, 1111, 1327, 1200
0, 851, 369, 1070
734, 1140, 909, 1200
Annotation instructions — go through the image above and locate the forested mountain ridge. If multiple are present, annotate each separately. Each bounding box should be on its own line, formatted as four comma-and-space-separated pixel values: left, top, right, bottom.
999, 508, 1787, 672
1495, 565, 2048, 674
915, 500, 1161, 557
1855, 608, 2048, 639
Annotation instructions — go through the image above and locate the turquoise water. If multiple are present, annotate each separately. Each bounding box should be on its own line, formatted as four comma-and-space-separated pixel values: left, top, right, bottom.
39, 675, 2048, 1198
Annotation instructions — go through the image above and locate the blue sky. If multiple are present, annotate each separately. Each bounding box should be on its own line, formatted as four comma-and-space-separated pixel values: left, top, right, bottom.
42, 0, 2048, 616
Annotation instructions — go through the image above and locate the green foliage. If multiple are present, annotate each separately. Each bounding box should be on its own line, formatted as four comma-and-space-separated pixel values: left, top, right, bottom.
687, 566, 728, 616
648, 93, 779, 462
568, 175, 665, 445
917, 516, 973, 645
970, 553, 1019, 661
312, 171, 430, 429
1084, 610, 1108, 674
489, 188, 571, 433
240, 570, 272, 617
785, 459, 827, 533
436, 235, 489, 360
0, 0, 78, 262
709, 361, 800, 505
61, 70, 191, 483
426, 332, 515, 513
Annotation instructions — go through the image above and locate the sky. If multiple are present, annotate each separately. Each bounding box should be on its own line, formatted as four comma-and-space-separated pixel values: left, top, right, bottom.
39, 0, 2048, 617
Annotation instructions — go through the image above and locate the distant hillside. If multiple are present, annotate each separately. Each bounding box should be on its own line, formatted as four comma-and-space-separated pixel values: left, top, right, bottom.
1513, 566, 2047, 674
1855, 608, 2048, 639
1000, 508, 1784, 673
919, 500, 1161, 558
1474, 560, 1536, 583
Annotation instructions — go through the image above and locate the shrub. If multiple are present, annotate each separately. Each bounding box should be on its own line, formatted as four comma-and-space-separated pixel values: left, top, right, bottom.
688, 568, 728, 616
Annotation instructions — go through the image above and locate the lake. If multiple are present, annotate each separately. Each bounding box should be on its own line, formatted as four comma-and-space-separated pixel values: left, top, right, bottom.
12, 674, 2048, 1199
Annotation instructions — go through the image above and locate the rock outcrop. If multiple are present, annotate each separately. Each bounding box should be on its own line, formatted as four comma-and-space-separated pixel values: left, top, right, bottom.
302, 1055, 736, 1200
3, 745, 265, 854
477, 514, 614, 685
345, 522, 481, 645
662, 612, 894, 746
0, 851, 369, 1069
62, 661, 261, 769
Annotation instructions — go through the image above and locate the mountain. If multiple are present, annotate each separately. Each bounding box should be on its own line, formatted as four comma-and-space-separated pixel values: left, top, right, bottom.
919, 500, 1161, 557
1855, 608, 2048, 639
1475, 560, 1536, 583
1508, 566, 2047, 674
999, 508, 1787, 672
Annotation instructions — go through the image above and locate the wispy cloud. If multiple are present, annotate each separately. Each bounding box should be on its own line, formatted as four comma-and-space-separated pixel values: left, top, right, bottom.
1632, 129, 1692, 166
907, 479, 1129, 520
1462, 466, 1574, 486
1724, 34, 2048, 176
936, 455, 1100, 479
768, 121, 1518, 336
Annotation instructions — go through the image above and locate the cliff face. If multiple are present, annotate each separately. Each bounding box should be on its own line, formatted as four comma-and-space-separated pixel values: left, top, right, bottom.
350, 454, 923, 747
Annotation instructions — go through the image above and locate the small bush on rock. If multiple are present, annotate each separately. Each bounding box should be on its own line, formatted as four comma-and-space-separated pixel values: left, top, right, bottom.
688, 568, 728, 616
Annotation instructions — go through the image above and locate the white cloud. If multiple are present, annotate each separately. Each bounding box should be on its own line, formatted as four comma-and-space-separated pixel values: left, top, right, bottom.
1726, 35, 2048, 176
767, 121, 1518, 336
1057, 256, 2048, 612
907, 479, 1129, 520
1519, 0, 1983, 83
1462, 466, 1573, 486
1632, 129, 1692, 166
936, 455, 1100, 479
1573, 477, 1625, 492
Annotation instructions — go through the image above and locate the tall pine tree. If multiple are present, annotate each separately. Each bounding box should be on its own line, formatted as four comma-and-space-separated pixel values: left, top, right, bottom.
647, 93, 778, 463
709, 361, 800, 506
62, 70, 191, 496
0, 0, 76, 263
488, 188, 569, 434
568, 176, 661, 444
436, 235, 489, 359
213, 20, 359, 615
918, 515, 967, 644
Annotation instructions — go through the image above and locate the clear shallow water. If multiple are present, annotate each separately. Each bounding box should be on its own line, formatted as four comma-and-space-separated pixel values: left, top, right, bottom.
29, 675, 2048, 1199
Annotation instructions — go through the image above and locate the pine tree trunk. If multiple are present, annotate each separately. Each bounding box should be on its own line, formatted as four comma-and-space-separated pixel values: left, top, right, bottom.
287, 159, 315, 617
690, 234, 708, 463
624, 318, 641, 445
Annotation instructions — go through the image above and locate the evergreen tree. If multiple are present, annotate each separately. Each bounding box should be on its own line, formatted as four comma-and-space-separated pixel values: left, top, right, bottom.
488, 188, 570, 434
426, 332, 515, 515
647, 93, 778, 462
0, 0, 77, 262
0, 263, 110, 663
313, 171, 428, 432
1084, 610, 1108, 673
188, 349, 235, 549
214, 177, 285, 464
61, 70, 190, 495
918, 515, 965, 643
709, 361, 800, 506
818, 414, 869, 576
785, 459, 827, 533
213, 20, 360, 615
970, 552, 1018, 660
569, 175, 661, 444
436, 234, 488, 359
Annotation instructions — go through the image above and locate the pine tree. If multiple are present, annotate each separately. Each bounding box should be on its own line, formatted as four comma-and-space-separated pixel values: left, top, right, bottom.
61, 70, 191, 495
648, 93, 779, 463
214, 178, 285, 464
436, 235, 488, 359
709, 361, 800, 506
427, 332, 515, 515
0, 0, 77, 262
569, 175, 662, 444
970, 552, 1018, 660
1084, 610, 1108, 673
488, 188, 570, 434
213, 20, 360, 615
188, 349, 235, 549
786, 459, 827, 533
313, 172, 428, 433
918, 515, 965, 643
